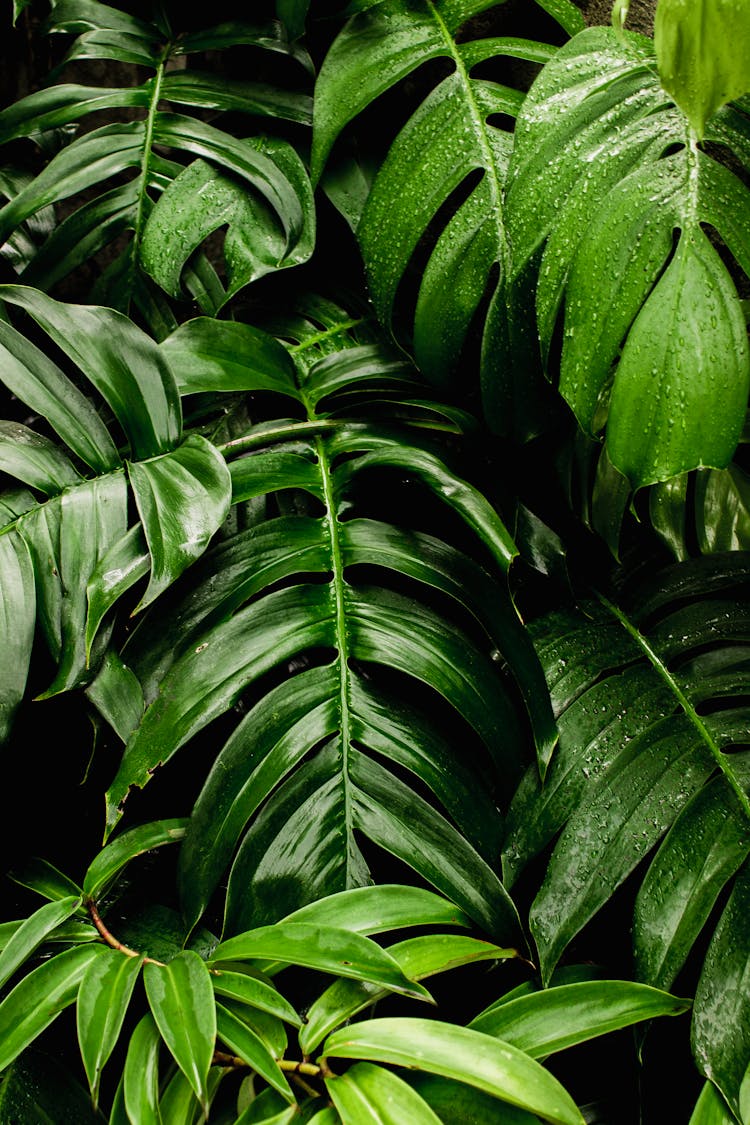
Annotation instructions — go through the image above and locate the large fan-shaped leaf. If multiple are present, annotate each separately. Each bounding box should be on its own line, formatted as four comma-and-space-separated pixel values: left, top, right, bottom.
506, 26, 750, 488
312, 0, 576, 399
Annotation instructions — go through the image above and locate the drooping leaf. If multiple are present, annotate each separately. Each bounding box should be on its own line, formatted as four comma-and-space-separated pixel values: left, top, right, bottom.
655, 0, 750, 138
0, 895, 81, 991
144, 951, 216, 1112
301, 933, 516, 1054
77, 948, 143, 1107
326, 1061, 443, 1124
212, 922, 431, 1002
83, 819, 188, 901
321, 1018, 584, 1125
505, 25, 750, 489
468, 980, 690, 1057
215, 1004, 294, 1103
0, 944, 105, 1071
123, 1013, 162, 1125
127, 434, 232, 611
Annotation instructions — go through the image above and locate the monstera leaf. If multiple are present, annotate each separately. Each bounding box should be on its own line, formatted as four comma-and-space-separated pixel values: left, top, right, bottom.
0, 286, 231, 732
0, 0, 314, 317
93, 300, 554, 943
503, 553, 750, 1118
506, 25, 750, 490
311, 0, 582, 412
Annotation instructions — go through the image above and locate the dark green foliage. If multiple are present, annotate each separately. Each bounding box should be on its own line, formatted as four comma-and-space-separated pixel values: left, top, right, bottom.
0, 0, 748, 1121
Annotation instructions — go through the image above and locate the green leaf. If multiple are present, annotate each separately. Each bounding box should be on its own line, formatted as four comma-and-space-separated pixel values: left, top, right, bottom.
9, 857, 82, 902
127, 434, 232, 611
124, 1013, 162, 1125
215, 1003, 294, 1102
0, 944, 105, 1071
0, 318, 120, 474
605, 226, 749, 487
85, 651, 145, 744
159, 317, 299, 399
0, 421, 81, 494
326, 1061, 443, 1123
468, 980, 690, 1056
0, 286, 182, 460
504, 564, 750, 984
506, 26, 750, 488
20, 472, 129, 697
692, 860, 750, 1117
688, 1081, 737, 1124
321, 1018, 584, 1125
655, 0, 750, 138
0, 528, 35, 742
77, 948, 143, 1107
281, 884, 472, 935
141, 143, 315, 306
212, 923, 432, 1002
144, 951, 216, 1112
0, 896, 81, 990
301, 933, 515, 1054
634, 773, 750, 992
211, 970, 301, 1027
83, 819, 188, 900
407, 1073, 541, 1123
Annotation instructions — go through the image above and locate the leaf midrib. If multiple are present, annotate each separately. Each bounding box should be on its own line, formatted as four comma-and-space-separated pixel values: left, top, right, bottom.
598, 591, 750, 824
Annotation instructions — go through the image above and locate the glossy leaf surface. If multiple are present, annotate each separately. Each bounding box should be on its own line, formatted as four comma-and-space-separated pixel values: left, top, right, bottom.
506, 26, 750, 488
322, 1018, 584, 1124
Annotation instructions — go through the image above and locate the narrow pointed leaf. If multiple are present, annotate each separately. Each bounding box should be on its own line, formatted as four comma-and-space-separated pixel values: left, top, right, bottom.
211, 970, 302, 1026
0, 528, 35, 741
213, 924, 431, 1002
215, 1004, 294, 1103
0, 896, 81, 991
144, 951, 216, 1110
0, 945, 105, 1071
9, 857, 82, 901
281, 884, 472, 934
124, 1013, 162, 1125
301, 934, 515, 1053
326, 1062, 443, 1124
77, 948, 143, 1107
321, 1018, 584, 1125
469, 980, 690, 1056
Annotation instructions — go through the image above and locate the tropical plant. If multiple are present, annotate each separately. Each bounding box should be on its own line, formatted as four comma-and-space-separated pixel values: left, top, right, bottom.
0, 0, 749, 1121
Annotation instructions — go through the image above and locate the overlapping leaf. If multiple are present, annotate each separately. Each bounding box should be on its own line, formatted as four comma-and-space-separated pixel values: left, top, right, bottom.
0, 290, 231, 730
0, 1, 314, 314
506, 25, 750, 489
96, 307, 552, 942
312, 0, 580, 403
503, 553, 750, 1115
